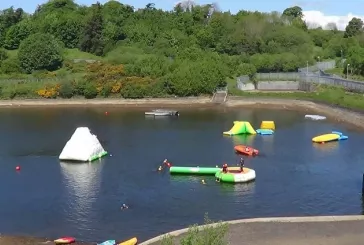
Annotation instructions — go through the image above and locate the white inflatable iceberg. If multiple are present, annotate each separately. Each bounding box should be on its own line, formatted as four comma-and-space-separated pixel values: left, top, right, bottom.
59, 127, 108, 162
305, 114, 326, 120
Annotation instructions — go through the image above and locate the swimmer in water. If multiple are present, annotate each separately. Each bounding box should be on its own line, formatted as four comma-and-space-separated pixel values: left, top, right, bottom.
121, 204, 129, 210
201, 179, 206, 184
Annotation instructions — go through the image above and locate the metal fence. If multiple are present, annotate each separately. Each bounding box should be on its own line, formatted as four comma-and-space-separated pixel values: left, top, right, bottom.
298, 60, 336, 73
299, 72, 364, 92
236, 59, 364, 93
0, 78, 61, 83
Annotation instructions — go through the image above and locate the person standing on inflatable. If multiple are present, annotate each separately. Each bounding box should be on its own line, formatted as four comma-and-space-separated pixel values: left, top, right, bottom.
240, 157, 245, 172
222, 163, 228, 173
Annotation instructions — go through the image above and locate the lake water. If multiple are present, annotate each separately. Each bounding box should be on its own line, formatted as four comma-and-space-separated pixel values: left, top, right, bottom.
0, 107, 363, 242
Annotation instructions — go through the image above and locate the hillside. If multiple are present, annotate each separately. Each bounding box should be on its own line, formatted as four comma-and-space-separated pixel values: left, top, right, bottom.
0, 0, 364, 99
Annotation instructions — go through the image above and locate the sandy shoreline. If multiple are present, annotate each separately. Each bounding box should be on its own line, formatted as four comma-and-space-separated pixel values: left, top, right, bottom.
0, 235, 92, 245
0, 97, 363, 128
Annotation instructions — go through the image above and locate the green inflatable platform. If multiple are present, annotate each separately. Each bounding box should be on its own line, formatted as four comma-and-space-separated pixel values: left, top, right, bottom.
169, 166, 221, 175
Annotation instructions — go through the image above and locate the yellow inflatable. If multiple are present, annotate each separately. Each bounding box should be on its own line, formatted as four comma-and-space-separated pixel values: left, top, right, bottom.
260, 121, 275, 130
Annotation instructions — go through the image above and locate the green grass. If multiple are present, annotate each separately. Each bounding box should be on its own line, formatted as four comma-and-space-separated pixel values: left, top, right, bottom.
6, 49, 18, 59
63, 48, 103, 61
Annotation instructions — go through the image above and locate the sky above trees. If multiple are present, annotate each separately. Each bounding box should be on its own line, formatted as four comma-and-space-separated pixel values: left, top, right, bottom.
1, 0, 364, 30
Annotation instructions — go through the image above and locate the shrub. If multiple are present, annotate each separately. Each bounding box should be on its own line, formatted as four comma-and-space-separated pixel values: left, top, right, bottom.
18, 33, 64, 73
84, 83, 98, 99
73, 79, 87, 96
59, 81, 74, 98
0, 58, 21, 74
100, 83, 112, 98
161, 213, 229, 245
36, 84, 60, 98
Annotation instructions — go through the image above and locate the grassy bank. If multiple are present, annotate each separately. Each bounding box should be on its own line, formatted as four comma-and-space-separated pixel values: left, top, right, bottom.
325, 68, 364, 82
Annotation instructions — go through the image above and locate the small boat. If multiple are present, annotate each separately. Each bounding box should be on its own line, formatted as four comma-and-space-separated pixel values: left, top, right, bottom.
305, 115, 326, 120
234, 145, 259, 156
256, 129, 274, 135
312, 133, 339, 143
215, 167, 256, 183
118, 237, 137, 245
54, 237, 76, 244
145, 109, 179, 116
98, 240, 116, 245
170, 166, 221, 175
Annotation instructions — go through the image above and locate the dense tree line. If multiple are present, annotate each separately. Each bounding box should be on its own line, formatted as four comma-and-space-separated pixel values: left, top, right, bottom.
0, 0, 363, 98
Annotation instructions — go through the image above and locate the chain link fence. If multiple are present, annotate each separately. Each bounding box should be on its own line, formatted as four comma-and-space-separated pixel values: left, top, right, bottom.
236, 59, 364, 93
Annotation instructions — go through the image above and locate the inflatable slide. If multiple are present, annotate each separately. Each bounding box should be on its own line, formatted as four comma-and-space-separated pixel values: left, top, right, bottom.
223, 121, 256, 136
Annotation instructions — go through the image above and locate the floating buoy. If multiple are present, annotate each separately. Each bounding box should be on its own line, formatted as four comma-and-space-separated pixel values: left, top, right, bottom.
15, 166, 20, 171
109, 154, 112, 157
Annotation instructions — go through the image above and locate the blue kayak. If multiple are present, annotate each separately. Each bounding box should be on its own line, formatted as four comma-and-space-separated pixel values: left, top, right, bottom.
98, 240, 116, 245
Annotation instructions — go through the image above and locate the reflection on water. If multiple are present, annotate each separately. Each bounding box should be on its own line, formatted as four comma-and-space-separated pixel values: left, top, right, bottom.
230, 135, 256, 146
170, 175, 212, 184
218, 181, 255, 196
59, 161, 104, 229
312, 141, 339, 153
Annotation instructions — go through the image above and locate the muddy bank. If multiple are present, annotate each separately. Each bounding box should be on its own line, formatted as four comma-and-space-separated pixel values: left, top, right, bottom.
0, 97, 363, 129
0, 97, 213, 108
226, 97, 364, 129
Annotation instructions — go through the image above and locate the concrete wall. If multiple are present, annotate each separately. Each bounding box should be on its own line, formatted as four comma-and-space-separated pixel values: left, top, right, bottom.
237, 82, 255, 91
256, 81, 299, 90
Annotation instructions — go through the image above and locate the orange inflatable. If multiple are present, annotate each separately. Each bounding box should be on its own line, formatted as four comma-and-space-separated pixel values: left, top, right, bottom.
234, 145, 259, 156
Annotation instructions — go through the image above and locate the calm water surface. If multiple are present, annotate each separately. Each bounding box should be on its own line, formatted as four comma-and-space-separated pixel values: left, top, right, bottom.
0, 107, 363, 242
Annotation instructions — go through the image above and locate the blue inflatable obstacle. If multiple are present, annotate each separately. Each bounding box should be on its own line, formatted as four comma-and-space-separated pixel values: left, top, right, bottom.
256, 129, 274, 135
332, 131, 348, 141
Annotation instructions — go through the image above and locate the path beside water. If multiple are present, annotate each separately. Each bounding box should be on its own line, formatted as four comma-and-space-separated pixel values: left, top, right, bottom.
140, 215, 364, 245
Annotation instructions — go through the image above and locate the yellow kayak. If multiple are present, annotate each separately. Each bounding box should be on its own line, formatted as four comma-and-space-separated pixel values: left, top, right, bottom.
312, 133, 339, 143
118, 237, 137, 245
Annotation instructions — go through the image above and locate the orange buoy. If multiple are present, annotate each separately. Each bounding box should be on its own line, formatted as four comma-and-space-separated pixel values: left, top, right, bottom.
15, 166, 20, 171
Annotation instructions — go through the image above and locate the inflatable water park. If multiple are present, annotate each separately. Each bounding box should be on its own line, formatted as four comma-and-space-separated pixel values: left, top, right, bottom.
223, 120, 275, 136
50, 112, 349, 243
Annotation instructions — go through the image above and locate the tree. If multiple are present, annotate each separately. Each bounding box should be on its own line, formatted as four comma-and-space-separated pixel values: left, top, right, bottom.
4, 19, 32, 49
18, 33, 63, 73
344, 17, 363, 38
282, 6, 303, 19
79, 2, 104, 55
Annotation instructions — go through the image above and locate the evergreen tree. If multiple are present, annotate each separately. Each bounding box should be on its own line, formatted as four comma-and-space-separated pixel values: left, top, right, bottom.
79, 2, 104, 55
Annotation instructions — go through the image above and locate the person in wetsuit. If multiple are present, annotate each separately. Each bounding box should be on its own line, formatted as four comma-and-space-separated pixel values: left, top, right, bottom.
222, 163, 228, 173
240, 157, 245, 172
